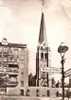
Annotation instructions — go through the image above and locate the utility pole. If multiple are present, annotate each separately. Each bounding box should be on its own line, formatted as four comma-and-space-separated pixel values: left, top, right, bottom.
61, 55, 65, 100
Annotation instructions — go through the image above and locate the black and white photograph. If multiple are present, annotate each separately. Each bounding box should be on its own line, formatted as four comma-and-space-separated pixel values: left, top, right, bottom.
0, 0, 71, 100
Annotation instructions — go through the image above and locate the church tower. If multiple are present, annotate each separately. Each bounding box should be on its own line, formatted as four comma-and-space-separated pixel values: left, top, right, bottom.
36, 12, 50, 87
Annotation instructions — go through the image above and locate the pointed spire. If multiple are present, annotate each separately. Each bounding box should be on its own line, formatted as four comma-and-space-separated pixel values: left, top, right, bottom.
38, 12, 47, 45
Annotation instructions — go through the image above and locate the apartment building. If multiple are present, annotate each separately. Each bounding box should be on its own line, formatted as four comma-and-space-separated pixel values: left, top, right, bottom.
0, 38, 28, 95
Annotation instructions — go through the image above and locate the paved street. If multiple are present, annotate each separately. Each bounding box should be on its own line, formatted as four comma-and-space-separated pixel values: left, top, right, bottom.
0, 96, 70, 100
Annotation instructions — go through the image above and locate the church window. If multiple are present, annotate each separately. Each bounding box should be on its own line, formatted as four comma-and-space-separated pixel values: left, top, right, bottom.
45, 53, 48, 59
45, 53, 48, 66
41, 53, 43, 59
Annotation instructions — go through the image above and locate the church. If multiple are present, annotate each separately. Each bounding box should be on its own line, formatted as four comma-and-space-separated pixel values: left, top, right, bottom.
36, 12, 51, 87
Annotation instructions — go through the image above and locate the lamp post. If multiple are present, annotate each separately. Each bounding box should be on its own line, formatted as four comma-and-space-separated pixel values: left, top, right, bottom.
58, 42, 69, 100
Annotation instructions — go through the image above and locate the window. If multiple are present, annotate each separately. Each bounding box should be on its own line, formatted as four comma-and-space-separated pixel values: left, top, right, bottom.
56, 91, 59, 97
21, 81, 24, 87
47, 73, 49, 87
45, 53, 48, 59
45, 53, 48, 66
47, 90, 50, 97
36, 89, 39, 96
20, 89, 24, 96
41, 53, 43, 59
41, 72, 46, 79
26, 89, 30, 96
9, 77, 17, 82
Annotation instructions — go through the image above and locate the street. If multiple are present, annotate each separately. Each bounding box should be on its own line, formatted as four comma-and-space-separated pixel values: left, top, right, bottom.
0, 96, 70, 100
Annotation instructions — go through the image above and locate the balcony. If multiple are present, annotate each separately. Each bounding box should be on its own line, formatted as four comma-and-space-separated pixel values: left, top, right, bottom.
0, 72, 6, 77
7, 68, 19, 76
0, 51, 8, 57
0, 73, 18, 87
3, 52, 8, 57
7, 81, 18, 87
8, 59, 18, 64
7, 77, 18, 87
0, 68, 7, 76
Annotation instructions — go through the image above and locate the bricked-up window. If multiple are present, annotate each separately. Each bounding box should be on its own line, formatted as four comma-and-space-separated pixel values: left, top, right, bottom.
21, 81, 24, 87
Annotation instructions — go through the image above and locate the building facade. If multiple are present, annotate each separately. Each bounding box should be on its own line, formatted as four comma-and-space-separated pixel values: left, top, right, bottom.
0, 38, 28, 95
36, 12, 51, 87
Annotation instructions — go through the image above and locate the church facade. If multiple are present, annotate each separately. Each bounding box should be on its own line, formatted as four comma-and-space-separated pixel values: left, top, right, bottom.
36, 12, 51, 87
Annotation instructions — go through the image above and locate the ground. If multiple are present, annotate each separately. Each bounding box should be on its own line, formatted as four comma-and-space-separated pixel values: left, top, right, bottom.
0, 96, 70, 100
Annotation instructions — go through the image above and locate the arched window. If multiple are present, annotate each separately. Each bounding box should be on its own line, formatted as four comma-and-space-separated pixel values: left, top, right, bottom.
41, 53, 43, 59
45, 53, 48, 66
45, 53, 48, 59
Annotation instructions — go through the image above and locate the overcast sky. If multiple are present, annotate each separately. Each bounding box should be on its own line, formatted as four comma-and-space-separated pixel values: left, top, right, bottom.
0, 0, 71, 79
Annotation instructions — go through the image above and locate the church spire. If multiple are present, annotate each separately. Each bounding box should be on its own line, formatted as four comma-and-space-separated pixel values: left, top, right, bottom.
38, 0, 47, 45
38, 12, 47, 45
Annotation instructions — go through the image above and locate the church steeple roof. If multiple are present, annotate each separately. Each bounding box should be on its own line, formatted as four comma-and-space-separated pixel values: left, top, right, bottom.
38, 12, 47, 45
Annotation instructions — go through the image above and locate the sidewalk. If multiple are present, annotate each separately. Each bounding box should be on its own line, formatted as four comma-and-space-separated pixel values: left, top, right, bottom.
0, 95, 70, 100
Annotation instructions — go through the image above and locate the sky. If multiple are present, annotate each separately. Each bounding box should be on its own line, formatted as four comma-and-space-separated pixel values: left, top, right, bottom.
0, 0, 71, 80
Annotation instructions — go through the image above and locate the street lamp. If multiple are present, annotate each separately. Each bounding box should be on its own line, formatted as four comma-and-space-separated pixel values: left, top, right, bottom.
58, 42, 69, 100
